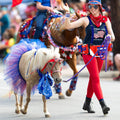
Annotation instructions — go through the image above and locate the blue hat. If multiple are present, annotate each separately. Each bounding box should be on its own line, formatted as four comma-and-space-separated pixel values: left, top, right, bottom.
88, 0, 105, 11
88, 0, 102, 5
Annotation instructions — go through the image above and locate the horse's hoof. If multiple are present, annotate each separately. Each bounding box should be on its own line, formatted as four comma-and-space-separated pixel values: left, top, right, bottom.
15, 109, 20, 114
66, 89, 72, 97
21, 109, 27, 114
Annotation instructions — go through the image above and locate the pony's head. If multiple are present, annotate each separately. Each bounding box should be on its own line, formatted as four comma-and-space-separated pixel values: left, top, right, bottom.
33, 48, 63, 83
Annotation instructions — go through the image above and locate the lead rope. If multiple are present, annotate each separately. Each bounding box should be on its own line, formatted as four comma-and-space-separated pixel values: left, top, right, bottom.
63, 35, 111, 82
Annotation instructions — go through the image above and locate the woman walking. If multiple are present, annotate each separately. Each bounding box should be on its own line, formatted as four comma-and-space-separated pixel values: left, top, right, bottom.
60, 0, 115, 115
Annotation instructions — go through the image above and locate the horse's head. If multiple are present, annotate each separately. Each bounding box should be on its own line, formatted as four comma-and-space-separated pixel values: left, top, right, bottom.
49, 13, 86, 46
33, 48, 63, 83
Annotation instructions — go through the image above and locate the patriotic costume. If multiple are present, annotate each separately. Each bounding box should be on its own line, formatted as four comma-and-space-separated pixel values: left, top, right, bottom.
81, 0, 111, 115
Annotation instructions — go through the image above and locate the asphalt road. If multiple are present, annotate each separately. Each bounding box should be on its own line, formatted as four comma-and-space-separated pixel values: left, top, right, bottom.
0, 68, 120, 120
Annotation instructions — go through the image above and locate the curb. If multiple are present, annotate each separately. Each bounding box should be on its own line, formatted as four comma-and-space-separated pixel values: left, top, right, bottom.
61, 64, 118, 79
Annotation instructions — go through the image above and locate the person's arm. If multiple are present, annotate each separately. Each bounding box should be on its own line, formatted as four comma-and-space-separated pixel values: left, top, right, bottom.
0, 21, 2, 26
0, 44, 10, 50
36, 2, 54, 12
61, 2, 70, 12
60, 17, 87, 32
105, 18, 115, 42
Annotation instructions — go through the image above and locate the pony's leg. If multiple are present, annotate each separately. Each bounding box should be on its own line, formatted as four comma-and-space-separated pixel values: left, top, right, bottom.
21, 85, 31, 114
14, 92, 20, 114
19, 95, 23, 110
54, 83, 65, 99
66, 54, 78, 96
42, 95, 50, 118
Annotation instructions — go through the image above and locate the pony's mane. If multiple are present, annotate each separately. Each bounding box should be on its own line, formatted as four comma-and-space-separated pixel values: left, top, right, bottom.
32, 48, 60, 71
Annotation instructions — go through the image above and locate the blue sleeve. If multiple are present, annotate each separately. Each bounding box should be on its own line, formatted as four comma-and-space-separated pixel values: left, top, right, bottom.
34, 0, 42, 2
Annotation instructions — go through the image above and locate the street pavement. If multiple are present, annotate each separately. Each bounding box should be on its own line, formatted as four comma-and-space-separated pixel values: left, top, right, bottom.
0, 62, 120, 120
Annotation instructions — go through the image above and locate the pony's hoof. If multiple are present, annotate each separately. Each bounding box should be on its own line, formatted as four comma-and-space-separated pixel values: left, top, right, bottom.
15, 109, 20, 114
45, 112, 51, 118
58, 93, 65, 99
66, 89, 72, 97
45, 114, 50, 118
21, 109, 27, 114
59, 94, 65, 99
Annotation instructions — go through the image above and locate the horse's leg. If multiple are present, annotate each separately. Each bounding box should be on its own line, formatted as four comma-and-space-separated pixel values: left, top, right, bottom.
14, 92, 20, 114
66, 53, 78, 96
42, 95, 50, 118
21, 84, 31, 114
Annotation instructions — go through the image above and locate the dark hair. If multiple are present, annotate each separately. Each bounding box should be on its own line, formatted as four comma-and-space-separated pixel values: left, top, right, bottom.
10, 25, 16, 30
98, 5, 103, 14
2, 30, 10, 40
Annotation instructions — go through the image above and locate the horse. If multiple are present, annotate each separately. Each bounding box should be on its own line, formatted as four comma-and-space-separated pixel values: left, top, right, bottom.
4, 41, 63, 118
16, 12, 86, 97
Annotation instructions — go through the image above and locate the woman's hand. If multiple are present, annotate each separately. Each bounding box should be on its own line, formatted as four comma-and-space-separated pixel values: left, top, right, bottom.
105, 34, 111, 41
59, 17, 70, 32
46, 6, 54, 12
61, 3, 70, 12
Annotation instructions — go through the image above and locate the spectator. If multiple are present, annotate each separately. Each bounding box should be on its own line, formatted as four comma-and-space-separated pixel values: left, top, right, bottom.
0, 10, 2, 40
9, 25, 17, 43
76, 0, 87, 17
25, 3, 37, 18
17, 3, 27, 21
0, 29, 10, 58
0, 29, 15, 58
55, 0, 69, 12
9, 7, 18, 24
13, 14, 22, 32
0, 7, 10, 36
67, 0, 78, 14
113, 54, 120, 81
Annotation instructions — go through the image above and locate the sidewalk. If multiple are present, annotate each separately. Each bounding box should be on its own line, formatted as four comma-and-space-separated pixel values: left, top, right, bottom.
61, 64, 118, 79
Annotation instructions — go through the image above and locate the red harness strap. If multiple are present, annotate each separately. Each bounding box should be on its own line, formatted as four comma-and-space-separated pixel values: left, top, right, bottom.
41, 59, 56, 72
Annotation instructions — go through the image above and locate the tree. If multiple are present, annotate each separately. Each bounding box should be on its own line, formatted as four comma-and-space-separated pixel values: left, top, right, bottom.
110, 0, 120, 55
110, 0, 120, 69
